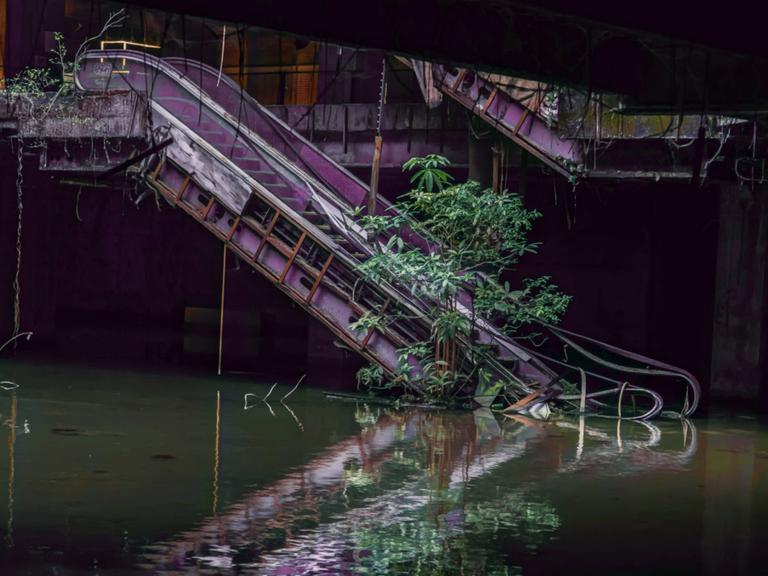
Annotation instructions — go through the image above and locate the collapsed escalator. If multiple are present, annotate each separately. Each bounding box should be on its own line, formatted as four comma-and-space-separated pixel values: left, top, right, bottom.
75, 50, 699, 419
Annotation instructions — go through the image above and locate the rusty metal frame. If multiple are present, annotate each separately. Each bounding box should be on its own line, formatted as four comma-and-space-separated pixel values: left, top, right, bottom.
147, 157, 414, 361
435, 67, 577, 179
252, 209, 282, 264
481, 87, 499, 112
279, 231, 307, 283
306, 254, 334, 304
146, 148, 520, 389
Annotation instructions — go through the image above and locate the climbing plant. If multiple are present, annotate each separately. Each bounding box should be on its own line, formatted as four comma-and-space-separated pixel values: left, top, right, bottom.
352, 155, 570, 404
2, 33, 71, 96
2, 10, 126, 96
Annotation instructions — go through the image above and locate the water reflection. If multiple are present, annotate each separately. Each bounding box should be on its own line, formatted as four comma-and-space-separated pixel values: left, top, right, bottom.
555, 416, 697, 476
4, 394, 16, 550
143, 407, 701, 575
2, 363, 767, 575
213, 389, 221, 515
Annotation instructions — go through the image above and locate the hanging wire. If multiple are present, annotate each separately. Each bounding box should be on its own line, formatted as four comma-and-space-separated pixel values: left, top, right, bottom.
12, 140, 24, 338
217, 24, 227, 86
376, 58, 386, 135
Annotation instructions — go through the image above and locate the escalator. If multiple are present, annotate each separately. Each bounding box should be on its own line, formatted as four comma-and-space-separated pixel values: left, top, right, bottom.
74, 50, 699, 417
431, 64, 584, 179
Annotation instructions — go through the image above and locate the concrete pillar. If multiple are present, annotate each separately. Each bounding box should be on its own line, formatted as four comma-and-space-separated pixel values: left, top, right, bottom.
710, 183, 768, 399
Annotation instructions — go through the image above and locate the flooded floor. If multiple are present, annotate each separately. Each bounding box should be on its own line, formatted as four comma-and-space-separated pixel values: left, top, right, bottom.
0, 360, 766, 575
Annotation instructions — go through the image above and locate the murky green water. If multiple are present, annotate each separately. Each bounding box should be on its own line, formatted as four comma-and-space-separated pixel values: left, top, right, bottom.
0, 360, 766, 575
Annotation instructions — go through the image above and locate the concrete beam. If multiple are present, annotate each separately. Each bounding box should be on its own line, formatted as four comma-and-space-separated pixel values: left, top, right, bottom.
557, 93, 718, 140
265, 102, 467, 133
124, 0, 768, 112
0, 91, 148, 140
267, 104, 468, 168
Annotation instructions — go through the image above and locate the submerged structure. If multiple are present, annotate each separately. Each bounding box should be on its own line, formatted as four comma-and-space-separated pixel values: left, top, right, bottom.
1, 45, 702, 419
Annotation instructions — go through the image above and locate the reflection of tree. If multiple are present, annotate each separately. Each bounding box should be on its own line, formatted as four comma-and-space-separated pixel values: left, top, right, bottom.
143, 411, 419, 570
339, 414, 559, 574
252, 412, 549, 575
463, 492, 560, 536
347, 489, 560, 575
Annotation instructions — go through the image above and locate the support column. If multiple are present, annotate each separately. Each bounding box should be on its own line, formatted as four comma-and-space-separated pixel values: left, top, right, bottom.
467, 118, 493, 189
711, 183, 768, 399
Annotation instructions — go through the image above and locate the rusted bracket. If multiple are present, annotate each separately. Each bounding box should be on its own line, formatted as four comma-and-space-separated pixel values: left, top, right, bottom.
306, 254, 334, 304
502, 389, 546, 413
254, 210, 282, 259
279, 231, 307, 283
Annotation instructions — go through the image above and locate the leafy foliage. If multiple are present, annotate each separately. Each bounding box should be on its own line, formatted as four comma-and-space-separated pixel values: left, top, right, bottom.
3, 67, 58, 96
402, 154, 453, 192
3, 32, 73, 96
3, 10, 127, 96
349, 311, 386, 335
353, 155, 570, 404
475, 275, 572, 330
356, 364, 386, 390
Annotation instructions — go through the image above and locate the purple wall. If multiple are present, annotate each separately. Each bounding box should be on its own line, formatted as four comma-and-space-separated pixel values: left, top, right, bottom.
0, 149, 717, 387
0, 152, 361, 381
518, 176, 718, 384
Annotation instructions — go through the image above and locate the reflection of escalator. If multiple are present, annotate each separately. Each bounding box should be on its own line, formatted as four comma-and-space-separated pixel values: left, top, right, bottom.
75, 50, 554, 397
141, 409, 697, 574
140, 410, 546, 573
141, 412, 418, 568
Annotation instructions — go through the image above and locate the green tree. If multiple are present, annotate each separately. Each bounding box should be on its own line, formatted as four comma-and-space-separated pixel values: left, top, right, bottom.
352, 155, 570, 404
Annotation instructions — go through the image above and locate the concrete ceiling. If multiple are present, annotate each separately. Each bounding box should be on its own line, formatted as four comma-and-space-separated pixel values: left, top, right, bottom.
123, 0, 768, 113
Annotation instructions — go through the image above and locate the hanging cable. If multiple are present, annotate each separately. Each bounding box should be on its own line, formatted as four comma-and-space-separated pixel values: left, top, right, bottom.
368, 57, 387, 228
12, 140, 24, 338
217, 24, 226, 86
